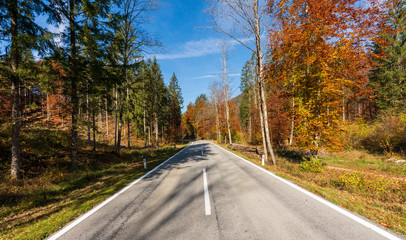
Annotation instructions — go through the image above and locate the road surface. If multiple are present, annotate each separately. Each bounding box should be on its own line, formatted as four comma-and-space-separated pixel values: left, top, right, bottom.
49, 140, 404, 240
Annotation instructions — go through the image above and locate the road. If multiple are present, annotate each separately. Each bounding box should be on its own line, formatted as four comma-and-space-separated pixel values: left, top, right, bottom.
49, 140, 404, 240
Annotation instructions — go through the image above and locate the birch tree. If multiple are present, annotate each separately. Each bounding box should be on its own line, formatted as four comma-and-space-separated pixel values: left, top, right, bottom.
220, 42, 232, 144
206, 0, 276, 164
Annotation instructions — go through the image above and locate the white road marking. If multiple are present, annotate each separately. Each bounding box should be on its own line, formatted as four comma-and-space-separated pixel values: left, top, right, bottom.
47, 143, 193, 240
211, 142, 403, 240
203, 168, 211, 216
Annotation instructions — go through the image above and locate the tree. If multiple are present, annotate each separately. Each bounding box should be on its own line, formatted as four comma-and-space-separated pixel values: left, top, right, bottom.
168, 73, 183, 140
370, 0, 406, 112
114, 0, 159, 150
209, 81, 222, 143
220, 42, 233, 144
239, 55, 258, 144
266, 0, 385, 154
0, 0, 60, 179
57, 0, 113, 164
207, 0, 276, 164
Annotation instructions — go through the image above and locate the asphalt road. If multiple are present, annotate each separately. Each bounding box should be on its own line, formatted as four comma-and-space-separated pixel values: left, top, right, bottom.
49, 140, 404, 240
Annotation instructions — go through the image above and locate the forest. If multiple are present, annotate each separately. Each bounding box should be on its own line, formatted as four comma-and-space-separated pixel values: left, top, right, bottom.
0, 0, 406, 238
184, 0, 406, 164
0, 0, 184, 180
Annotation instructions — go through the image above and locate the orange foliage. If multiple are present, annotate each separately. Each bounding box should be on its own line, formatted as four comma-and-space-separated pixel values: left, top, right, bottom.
265, 0, 385, 152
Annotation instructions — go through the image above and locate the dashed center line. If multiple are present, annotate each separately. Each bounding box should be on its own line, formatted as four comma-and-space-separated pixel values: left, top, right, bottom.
203, 168, 211, 216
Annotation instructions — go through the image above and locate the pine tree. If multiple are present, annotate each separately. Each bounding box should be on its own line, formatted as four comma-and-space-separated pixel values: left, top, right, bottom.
57, 0, 112, 164
168, 73, 184, 140
0, 0, 61, 179
370, 0, 406, 111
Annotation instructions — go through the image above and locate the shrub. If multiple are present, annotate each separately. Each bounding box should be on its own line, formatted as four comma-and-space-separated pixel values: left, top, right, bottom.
346, 110, 406, 154
299, 158, 323, 173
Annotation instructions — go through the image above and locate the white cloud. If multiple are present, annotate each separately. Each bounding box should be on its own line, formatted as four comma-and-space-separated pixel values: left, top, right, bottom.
192, 73, 240, 80
151, 37, 245, 60
191, 74, 217, 80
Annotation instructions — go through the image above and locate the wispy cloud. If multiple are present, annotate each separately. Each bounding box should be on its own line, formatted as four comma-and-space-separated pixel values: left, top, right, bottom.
192, 73, 241, 80
151, 37, 248, 60
191, 74, 217, 80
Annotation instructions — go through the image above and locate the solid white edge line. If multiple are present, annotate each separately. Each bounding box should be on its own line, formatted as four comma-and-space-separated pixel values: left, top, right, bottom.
210, 142, 403, 240
203, 168, 211, 215
47, 142, 193, 240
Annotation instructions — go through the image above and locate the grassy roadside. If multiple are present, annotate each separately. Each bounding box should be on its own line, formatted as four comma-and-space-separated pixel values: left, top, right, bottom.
0, 141, 189, 240
214, 142, 406, 236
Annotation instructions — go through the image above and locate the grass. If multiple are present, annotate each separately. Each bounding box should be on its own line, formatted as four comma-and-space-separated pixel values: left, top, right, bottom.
0, 116, 189, 240
215, 143, 406, 236
322, 150, 406, 177
0, 145, 188, 240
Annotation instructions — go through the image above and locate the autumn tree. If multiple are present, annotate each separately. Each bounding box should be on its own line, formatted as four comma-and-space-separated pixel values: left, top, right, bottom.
266, 0, 385, 154
207, 0, 276, 164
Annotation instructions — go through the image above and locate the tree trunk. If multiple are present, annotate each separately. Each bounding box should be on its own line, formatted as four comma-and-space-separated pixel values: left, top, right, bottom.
92, 109, 96, 151
226, 100, 232, 144
86, 90, 91, 145
249, 115, 252, 143
98, 103, 102, 142
143, 80, 147, 147
105, 97, 109, 137
256, 79, 268, 163
11, 83, 21, 180
155, 116, 159, 149
214, 101, 220, 143
342, 96, 346, 122
46, 93, 50, 121
143, 105, 147, 147
114, 85, 118, 148
221, 43, 232, 145
289, 96, 295, 146
70, 0, 78, 168
148, 126, 151, 146
117, 84, 125, 154
254, 0, 275, 164
127, 87, 130, 149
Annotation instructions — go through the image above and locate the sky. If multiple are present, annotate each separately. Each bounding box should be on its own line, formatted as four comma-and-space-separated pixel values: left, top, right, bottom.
145, 0, 252, 111
0, 0, 253, 113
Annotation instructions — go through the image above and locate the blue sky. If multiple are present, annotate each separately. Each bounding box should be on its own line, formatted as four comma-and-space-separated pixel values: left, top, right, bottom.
146, 0, 252, 111
1, 0, 252, 112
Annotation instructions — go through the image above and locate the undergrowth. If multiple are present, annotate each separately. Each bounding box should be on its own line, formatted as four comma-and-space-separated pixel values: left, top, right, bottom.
0, 121, 188, 240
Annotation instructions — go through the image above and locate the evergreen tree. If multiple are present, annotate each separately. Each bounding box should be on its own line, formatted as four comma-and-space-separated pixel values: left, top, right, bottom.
0, 0, 61, 179
168, 73, 183, 140
57, 0, 113, 165
370, 0, 406, 111
239, 58, 255, 134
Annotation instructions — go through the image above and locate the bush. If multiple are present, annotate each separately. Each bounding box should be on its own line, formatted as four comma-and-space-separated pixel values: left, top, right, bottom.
346, 110, 406, 154
299, 158, 323, 173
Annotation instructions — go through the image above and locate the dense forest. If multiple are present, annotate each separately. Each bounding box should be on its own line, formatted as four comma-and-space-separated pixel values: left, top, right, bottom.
0, 0, 405, 238
0, 0, 183, 180
1, 0, 405, 175
184, 0, 406, 163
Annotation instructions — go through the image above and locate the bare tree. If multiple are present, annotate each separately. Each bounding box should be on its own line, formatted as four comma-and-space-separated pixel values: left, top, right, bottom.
209, 81, 222, 143
206, 0, 276, 164
220, 42, 233, 144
